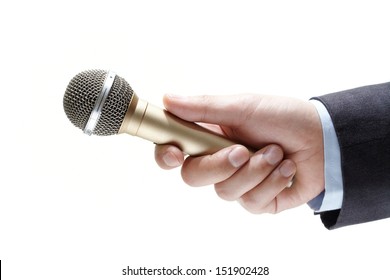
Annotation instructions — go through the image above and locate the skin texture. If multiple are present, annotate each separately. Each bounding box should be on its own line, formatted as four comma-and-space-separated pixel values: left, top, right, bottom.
154, 94, 324, 214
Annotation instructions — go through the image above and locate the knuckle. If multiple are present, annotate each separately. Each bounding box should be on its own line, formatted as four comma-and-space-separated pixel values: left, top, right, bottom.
239, 194, 278, 214
198, 95, 212, 122
180, 160, 199, 186
214, 184, 237, 201
180, 167, 198, 187
239, 195, 265, 214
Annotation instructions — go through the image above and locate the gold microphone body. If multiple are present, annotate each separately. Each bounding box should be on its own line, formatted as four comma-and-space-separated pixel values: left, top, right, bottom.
119, 95, 237, 156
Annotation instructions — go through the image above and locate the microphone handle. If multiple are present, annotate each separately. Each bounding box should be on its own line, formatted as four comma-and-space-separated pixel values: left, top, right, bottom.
119, 95, 243, 156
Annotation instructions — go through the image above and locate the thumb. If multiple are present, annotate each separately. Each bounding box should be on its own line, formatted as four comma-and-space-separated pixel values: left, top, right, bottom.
163, 94, 253, 126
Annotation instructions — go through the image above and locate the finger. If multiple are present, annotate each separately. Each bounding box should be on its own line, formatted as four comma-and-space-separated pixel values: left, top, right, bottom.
238, 159, 296, 214
154, 144, 185, 170
163, 94, 254, 126
273, 174, 323, 213
214, 144, 284, 201
181, 145, 250, 187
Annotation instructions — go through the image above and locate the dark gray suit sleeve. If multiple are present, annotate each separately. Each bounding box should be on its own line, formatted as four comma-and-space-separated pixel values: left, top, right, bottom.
312, 82, 390, 229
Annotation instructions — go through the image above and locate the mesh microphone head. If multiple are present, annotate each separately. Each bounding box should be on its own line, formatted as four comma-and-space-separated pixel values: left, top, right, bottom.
63, 70, 133, 135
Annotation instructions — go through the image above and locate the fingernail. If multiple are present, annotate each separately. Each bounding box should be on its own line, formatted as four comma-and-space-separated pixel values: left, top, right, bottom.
280, 161, 295, 178
163, 152, 181, 167
228, 146, 249, 168
263, 146, 283, 165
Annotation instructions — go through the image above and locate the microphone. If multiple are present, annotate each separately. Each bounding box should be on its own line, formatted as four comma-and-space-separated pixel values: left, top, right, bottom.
63, 69, 239, 156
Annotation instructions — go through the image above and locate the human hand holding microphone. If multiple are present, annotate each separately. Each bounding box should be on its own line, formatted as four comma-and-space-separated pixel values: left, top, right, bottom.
64, 70, 324, 214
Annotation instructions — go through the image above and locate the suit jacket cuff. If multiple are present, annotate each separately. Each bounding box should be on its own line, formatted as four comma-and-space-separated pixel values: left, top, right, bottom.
312, 82, 390, 229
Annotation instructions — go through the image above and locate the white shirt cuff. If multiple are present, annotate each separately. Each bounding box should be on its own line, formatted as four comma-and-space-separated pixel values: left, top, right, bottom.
308, 100, 343, 212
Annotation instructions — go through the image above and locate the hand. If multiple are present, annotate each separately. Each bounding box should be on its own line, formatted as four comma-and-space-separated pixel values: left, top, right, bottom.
155, 94, 324, 214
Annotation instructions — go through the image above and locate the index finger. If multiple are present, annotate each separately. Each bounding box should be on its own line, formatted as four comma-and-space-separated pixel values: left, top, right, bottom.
163, 94, 256, 126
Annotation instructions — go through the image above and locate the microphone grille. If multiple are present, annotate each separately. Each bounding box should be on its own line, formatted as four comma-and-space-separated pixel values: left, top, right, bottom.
63, 70, 133, 135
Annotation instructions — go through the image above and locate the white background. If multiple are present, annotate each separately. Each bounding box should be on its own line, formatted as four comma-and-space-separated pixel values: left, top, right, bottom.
1, 0, 389, 279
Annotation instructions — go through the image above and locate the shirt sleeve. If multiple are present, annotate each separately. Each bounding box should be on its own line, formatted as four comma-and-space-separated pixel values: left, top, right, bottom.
307, 100, 343, 212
